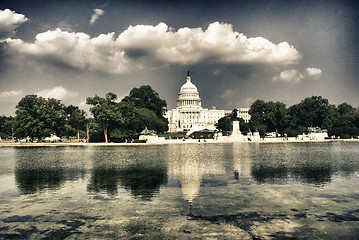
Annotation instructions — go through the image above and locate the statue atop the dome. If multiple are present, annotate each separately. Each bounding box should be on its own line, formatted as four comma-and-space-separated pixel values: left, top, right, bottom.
186, 70, 191, 83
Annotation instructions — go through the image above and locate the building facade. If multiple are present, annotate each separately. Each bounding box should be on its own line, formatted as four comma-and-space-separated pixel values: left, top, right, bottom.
164, 72, 251, 132
238, 107, 250, 123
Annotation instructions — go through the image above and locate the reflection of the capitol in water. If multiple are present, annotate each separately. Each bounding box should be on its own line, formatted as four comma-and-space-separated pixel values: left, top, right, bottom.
167, 145, 220, 206
167, 143, 252, 208
178, 159, 202, 208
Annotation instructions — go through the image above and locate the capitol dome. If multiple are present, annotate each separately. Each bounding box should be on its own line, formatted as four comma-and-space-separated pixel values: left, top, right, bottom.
180, 78, 198, 94
177, 72, 202, 108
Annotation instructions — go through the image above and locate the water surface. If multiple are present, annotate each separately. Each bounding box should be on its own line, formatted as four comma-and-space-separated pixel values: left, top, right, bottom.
0, 142, 358, 239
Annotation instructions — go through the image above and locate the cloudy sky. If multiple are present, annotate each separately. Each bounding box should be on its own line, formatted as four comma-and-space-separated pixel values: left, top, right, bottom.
0, 0, 358, 116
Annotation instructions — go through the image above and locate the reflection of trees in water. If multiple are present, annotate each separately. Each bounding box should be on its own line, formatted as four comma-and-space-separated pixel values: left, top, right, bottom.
15, 168, 65, 194
251, 163, 289, 184
119, 167, 168, 200
15, 167, 85, 194
291, 162, 332, 186
248, 143, 359, 186
14, 147, 85, 194
251, 161, 332, 186
87, 146, 168, 200
88, 164, 167, 200
87, 168, 120, 195
251, 157, 333, 186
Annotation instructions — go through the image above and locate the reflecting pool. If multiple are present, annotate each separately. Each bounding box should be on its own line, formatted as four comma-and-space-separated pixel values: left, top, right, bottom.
0, 141, 359, 239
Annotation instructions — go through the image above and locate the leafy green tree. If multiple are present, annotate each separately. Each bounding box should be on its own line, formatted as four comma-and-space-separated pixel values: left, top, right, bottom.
110, 100, 168, 140
287, 96, 335, 133
121, 85, 168, 135
249, 100, 287, 135
217, 116, 232, 132
248, 100, 267, 134
0, 115, 15, 139
64, 105, 87, 142
86, 93, 123, 143
216, 109, 240, 132
331, 103, 359, 138
263, 101, 287, 134
85, 118, 95, 143
337, 103, 354, 115
137, 107, 168, 133
122, 85, 167, 117
15, 95, 66, 141
238, 118, 250, 135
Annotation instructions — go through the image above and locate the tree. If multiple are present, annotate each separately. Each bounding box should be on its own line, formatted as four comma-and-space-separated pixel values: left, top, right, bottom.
0, 115, 15, 139
110, 100, 168, 140
248, 100, 267, 134
86, 93, 123, 143
64, 105, 87, 142
122, 85, 167, 117
249, 100, 288, 136
15, 95, 66, 141
217, 109, 240, 132
137, 107, 168, 133
331, 103, 359, 138
121, 85, 168, 134
287, 96, 335, 133
264, 101, 288, 135
337, 102, 354, 116
86, 118, 94, 143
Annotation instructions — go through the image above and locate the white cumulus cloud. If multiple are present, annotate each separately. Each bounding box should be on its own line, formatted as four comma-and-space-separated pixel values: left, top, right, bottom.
0, 9, 28, 39
117, 22, 301, 66
305, 67, 322, 79
273, 67, 323, 83
0, 90, 23, 102
5, 21, 302, 74
36, 86, 78, 100
90, 8, 104, 25
5, 29, 128, 73
273, 69, 304, 83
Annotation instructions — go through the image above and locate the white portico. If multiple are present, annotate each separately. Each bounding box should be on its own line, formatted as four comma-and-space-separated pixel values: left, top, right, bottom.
165, 72, 232, 132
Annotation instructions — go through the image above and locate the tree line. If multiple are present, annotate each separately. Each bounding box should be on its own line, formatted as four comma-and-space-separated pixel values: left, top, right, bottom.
1, 92, 358, 141
0, 85, 168, 142
217, 96, 359, 138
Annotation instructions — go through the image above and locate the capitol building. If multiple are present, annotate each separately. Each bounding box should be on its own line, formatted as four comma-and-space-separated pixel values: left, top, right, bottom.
164, 72, 250, 132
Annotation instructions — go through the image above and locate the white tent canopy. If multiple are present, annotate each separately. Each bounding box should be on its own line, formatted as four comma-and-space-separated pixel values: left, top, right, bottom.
186, 124, 217, 136
44, 134, 61, 142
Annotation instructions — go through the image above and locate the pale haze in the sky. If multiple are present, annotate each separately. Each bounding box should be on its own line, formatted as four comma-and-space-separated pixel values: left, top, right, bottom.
0, 0, 358, 116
